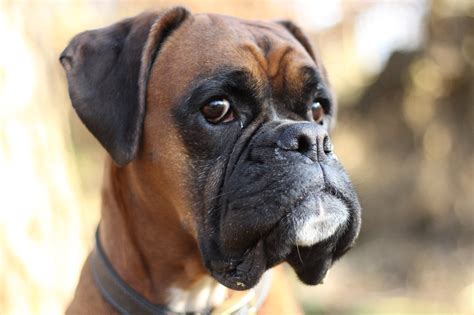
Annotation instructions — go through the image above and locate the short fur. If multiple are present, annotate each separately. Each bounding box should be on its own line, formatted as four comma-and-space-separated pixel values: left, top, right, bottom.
61, 7, 361, 314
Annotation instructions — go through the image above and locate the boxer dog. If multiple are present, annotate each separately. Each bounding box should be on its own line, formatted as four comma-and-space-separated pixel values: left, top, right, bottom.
60, 7, 361, 314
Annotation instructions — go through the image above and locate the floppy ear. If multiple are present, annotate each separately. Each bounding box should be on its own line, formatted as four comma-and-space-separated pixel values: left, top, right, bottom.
60, 7, 190, 166
276, 20, 330, 81
276, 20, 316, 61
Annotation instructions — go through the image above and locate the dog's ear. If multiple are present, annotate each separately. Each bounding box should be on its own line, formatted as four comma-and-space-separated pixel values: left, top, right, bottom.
60, 7, 190, 166
277, 20, 337, 129
276, 20, 329, 81
276, 20, 316, 61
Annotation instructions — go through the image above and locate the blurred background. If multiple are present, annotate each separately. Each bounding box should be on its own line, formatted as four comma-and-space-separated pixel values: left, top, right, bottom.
0, 0, 472, 314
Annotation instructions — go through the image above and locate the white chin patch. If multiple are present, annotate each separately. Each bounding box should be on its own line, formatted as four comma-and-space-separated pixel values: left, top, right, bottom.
295, 195, 348, 247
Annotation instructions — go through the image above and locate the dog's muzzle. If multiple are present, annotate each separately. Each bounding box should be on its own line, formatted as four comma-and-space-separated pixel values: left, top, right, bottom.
200, 121, 361, 290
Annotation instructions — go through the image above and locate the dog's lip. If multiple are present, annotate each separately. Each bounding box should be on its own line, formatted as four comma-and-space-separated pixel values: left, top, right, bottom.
217, 182, 349, 250
205, 240, 267, 291
205, 165, 357, 289
206, 191, 342, 286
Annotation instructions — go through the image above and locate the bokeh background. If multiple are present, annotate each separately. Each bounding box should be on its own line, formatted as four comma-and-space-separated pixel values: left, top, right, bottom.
0, 0, 472, 314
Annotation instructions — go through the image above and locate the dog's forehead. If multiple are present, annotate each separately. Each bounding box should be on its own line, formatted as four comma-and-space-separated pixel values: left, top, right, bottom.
193, 13, 293, 43
146, 12, 319, 110
189, 13, 315, 68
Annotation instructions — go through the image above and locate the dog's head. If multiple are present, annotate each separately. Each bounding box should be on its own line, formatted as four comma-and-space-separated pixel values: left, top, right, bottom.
61, 7, 361, 290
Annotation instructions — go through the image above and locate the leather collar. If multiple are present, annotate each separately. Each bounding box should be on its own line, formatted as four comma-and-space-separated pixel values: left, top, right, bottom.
91, 227, 271, 314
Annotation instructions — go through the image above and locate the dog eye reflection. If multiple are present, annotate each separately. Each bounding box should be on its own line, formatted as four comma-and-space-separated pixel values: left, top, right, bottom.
311, 101, 324, 124
201, 99, 236, 124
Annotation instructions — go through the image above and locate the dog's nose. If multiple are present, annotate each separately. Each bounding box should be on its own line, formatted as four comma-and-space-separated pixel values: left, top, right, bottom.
277, 123, 332, 162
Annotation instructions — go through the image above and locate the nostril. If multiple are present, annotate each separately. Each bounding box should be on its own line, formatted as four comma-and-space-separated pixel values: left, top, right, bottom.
323, 135, 333, 154
297, 135, 312, 154
276, 123, 328, 162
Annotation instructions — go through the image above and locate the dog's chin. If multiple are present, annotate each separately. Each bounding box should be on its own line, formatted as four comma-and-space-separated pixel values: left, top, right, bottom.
202, 193, 352, 291
286, 194, 350, 284
286, 240, 335, 285
206, 240, 268, 290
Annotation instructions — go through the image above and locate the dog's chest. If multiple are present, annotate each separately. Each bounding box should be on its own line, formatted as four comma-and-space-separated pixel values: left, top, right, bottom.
166, 276, 228, 313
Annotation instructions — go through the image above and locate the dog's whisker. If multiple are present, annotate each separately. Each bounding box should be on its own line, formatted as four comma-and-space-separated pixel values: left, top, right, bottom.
206, 189, 239, 202
296, 244, 304, 265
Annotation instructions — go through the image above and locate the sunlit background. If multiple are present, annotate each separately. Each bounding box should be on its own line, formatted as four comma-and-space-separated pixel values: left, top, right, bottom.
0, 0, 472, 314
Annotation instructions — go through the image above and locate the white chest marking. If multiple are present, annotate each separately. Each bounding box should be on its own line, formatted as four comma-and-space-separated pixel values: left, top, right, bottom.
166, 276, 228, 313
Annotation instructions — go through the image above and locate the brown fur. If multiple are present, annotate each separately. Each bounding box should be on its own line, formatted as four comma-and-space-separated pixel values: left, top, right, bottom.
66, 11, 317, 314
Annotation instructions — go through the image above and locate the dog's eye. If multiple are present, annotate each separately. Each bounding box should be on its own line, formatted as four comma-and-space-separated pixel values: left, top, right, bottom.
201, 99, 235, 124
311, 100, 324, 124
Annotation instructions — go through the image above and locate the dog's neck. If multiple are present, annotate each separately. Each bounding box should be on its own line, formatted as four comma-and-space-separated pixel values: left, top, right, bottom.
98, 160, 229, 311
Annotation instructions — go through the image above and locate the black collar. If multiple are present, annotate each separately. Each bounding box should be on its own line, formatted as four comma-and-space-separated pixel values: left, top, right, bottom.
91, 227, 176, 314
91, 227, 272, 315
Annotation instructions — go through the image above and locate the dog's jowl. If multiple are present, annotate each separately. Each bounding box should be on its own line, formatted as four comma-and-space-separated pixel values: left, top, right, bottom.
61, 7, 361, 314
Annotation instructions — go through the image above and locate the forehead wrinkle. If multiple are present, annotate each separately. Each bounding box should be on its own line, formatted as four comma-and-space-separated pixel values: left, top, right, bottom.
238, 35, 304, 119
240, 43, 268, 75
267, 46, 293, 79
240, 41, 295, 83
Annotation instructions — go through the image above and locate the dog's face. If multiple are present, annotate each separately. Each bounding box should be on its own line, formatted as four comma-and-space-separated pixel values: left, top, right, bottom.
61, 8, 361, 291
